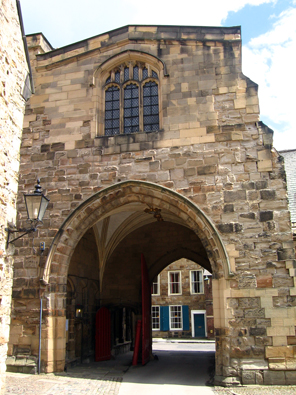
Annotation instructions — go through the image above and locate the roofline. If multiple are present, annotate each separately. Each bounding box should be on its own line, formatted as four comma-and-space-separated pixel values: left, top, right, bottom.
30, 24, 241, 57
26, 32, 54, 51
279, 149, 296, 153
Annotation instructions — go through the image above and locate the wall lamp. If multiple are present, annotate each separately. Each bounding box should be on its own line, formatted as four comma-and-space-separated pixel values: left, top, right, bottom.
6, 179, 50, 248
75, 305, 83, 318
203, 270, 212, 285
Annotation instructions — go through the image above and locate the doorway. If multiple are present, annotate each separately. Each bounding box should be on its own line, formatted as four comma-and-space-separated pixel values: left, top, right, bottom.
191, 310, 206, 338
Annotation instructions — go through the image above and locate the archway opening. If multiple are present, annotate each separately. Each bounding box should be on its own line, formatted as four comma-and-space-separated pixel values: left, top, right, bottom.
44, 181, 230, 376
64, 204, 215, 367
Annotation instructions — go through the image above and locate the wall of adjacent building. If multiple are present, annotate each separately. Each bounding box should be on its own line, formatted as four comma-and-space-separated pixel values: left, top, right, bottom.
152, 258, 214, 338
0, 0, 28, 390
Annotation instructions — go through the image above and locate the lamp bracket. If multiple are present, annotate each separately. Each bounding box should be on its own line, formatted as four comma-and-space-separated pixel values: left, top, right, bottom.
5, 226, 37, 249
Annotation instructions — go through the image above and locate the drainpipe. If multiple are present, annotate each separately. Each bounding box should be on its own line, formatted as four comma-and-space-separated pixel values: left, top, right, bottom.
38, 289, 43, 374
16, 0, 35, 94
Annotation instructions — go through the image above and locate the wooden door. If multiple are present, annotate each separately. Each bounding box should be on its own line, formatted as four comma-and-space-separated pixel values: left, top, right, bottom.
95, 307, 111, 361
194, 313, 206, 337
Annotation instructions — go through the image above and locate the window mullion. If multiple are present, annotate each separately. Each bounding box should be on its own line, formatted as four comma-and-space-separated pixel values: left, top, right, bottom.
120, 86, 124, 134
139, 83, 143, 132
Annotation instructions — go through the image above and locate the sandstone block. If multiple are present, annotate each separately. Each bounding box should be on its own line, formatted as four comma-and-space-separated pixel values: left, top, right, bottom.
264, 370, 286, 385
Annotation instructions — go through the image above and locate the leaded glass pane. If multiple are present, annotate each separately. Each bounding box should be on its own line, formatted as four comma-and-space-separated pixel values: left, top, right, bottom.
143, 67, 148, 79
143, 81, 159, 132
124, 84, 139, 134
151, 85, 158, 96
152, 70, 158, 78
124, 67, 129, 81
152, 105, 158, 114
105, 86, 120, 136
105, 91, 112, 101
105, 101, 112, 110
133, 66, 139, 80
106, 76, 111, 84
143, 96, 151, 106
125, 88, 131, 99
132, 107, 139, 116
115, 71, 120, 83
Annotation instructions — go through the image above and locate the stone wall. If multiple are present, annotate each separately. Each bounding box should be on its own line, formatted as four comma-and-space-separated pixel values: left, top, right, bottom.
0, 0, 28, 390
7, 25, 296, 384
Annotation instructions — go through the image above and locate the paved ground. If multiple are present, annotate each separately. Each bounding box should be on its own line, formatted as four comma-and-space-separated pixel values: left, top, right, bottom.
3, 340, 296, 395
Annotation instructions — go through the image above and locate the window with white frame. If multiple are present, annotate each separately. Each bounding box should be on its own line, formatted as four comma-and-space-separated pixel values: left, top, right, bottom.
151, 306, 160, 330
104, 63, 159, 136
190, 270, 204, 294
170, 305, 182, 330
151, 275, 160, 295
168, 271, 181, 295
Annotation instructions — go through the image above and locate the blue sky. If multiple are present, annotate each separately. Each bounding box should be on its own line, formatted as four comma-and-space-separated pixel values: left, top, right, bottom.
20, 0, 296, 151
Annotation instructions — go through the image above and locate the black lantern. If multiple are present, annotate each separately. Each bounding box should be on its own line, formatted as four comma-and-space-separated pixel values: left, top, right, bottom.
6, 179, 50, 248
24, 180, 50, 223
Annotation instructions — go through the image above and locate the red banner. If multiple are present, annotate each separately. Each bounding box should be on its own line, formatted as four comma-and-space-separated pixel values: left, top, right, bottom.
141, 253, 151, 365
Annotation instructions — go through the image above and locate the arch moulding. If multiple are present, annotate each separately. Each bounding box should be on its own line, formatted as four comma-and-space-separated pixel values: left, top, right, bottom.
43, 180, 233, 285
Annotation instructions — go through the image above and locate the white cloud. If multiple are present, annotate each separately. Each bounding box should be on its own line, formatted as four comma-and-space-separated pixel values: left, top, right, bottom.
21, 0, 275, 47
243, 6, 296, 150
126, 0, 275, 27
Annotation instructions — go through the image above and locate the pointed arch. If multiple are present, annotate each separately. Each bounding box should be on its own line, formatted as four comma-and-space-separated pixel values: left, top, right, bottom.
42, 180, 232, 285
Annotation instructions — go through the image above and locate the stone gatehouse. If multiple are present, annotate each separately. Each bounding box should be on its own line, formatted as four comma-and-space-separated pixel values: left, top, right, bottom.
6, 25, 296, 385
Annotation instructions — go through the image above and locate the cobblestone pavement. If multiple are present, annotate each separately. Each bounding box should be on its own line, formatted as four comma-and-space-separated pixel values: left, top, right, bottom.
4, 372, 122, 395
5, 372, 296, 395
213, 386, 296, 395
3, 354, 128, 395
3, 346, 296, 395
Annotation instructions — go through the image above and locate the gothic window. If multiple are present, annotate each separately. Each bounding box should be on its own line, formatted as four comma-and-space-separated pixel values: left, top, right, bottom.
143, 81, 159, 131
104, 63, 159, 135
105, 86, 120, 136
124, 83, 139, 134
115, 71, 120, 83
